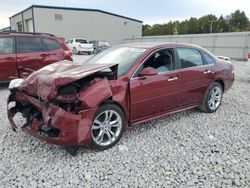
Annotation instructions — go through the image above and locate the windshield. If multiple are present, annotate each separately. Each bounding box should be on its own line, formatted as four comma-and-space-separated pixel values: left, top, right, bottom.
84, 46, 147, 76
75, 39, 87, 44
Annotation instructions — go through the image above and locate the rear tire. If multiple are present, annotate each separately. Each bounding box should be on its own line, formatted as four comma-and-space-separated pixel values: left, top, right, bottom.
91, 104, 125, 150
199, 82, 223, 113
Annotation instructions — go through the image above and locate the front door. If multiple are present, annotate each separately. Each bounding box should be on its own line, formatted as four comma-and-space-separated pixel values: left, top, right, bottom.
130, 48, 181, 123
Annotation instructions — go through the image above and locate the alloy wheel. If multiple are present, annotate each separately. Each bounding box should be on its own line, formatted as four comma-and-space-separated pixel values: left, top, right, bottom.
92, 110, 122, 146
208, 86, 222, 110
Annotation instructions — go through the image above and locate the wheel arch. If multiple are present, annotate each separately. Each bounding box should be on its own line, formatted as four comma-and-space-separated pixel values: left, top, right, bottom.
100, 97, 128, 125
214, 80, 225, 91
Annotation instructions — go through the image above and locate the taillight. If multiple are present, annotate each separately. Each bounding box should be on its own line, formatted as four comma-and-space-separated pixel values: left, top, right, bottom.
64, 50, 73, 57
64, 50, 73, 60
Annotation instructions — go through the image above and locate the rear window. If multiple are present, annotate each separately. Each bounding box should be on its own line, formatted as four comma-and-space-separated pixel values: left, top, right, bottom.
43, 38, 61, 51
17, 37, 44, 53
177, 48, 204, 68
0, 37, 14, 54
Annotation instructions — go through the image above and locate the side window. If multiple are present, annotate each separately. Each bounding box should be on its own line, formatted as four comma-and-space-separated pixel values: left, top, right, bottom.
17, 37, 44, 53
203, 52, 215, 64
0, 37, 14, 54
177, 48, 204, 68
134, 49, 174, 77
43, 38, 61, 51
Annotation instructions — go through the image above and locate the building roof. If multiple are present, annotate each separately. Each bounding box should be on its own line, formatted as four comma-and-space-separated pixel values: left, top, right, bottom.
10, 5, 143, 23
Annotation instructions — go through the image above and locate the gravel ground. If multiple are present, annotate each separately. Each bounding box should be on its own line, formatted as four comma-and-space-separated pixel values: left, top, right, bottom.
0, 57, 249, 187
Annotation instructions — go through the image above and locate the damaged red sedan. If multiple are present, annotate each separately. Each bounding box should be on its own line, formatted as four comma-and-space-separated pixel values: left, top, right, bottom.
7, 43, 234, 150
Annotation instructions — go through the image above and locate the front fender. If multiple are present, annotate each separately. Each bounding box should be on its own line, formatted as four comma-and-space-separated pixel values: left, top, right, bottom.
77, 78, 112, 108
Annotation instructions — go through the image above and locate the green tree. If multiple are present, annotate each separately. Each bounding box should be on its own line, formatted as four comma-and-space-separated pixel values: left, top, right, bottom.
142, 24, 152, 36
229, 10, 249, 31
188, 17, 199, 34
142, 10, 250, 36
178, 20, 189, 34
197, 14, 217, 33
217, 15, 230, 32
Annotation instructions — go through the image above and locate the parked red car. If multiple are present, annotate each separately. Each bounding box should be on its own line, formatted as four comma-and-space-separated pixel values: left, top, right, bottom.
7, 43, 234, 152
0, 32, 73, 82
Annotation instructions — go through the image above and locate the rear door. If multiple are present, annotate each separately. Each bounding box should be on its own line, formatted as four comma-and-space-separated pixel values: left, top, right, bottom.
0, 36, 18, 81
16, 36, 45, 78
42, 38, 65, 64
176, 48, 213, 106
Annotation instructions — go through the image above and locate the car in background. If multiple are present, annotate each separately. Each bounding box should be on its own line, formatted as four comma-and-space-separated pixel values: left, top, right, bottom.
7, 42, 234, 153
66, 38, 94, 55
217, 56, 231, 61
0, 32, 73, 83
89, 40, 110, 54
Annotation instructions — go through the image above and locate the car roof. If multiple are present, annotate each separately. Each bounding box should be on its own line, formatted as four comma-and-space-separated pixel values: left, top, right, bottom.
0, 32, 56, 39
118, 42, 203, 50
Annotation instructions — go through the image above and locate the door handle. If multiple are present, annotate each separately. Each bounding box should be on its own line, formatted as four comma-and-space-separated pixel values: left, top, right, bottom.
203, 70, 212, 74
6, 57, 15, 61
40, 54, 48, 57
168, 77, 178, 81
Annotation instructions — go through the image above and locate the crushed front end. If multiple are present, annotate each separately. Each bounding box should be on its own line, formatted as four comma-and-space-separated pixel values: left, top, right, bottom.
6, 61, 117, 146
7, 90, 96, 146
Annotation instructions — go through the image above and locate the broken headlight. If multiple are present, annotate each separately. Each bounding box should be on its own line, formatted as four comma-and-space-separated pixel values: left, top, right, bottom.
9, 79, 24, 91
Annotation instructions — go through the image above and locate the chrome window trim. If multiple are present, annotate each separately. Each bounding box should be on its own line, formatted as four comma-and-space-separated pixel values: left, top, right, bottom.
177, 63, 214, 71
131, 69, 180, 81
130, 47, 216, 81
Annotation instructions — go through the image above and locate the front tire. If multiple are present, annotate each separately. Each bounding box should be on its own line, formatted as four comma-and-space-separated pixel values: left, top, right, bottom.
199, 82, 223, 113
73, 47, 77, 55
91, 104, 125, 150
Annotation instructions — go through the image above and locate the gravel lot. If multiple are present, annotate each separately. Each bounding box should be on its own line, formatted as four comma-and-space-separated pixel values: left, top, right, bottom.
0, 56, 249, 187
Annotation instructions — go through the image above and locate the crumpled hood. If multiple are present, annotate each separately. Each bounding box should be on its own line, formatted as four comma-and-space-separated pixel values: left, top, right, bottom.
20, 60, 118, 101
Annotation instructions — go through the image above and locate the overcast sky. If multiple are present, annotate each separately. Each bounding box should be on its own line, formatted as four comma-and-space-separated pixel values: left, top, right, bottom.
0, 0, 250, 28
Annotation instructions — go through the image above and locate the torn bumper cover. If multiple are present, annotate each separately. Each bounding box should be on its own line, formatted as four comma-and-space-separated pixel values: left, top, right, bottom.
7, 92, 96, 146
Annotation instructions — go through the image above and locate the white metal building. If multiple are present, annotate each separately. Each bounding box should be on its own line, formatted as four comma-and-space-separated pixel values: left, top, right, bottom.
9, 5, 142, 45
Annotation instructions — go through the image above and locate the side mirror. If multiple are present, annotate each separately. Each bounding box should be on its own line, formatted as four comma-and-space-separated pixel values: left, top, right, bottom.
139, 67, 158, 76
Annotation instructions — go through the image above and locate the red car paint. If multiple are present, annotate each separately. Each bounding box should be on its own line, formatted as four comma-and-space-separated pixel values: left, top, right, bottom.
0, 33, 73, 82
19, 60, 118, 101
7, 43, 234, 146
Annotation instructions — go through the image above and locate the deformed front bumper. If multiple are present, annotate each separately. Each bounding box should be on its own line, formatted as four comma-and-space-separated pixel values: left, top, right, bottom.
7, 92, 97, 146
79, 47, 94, 53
